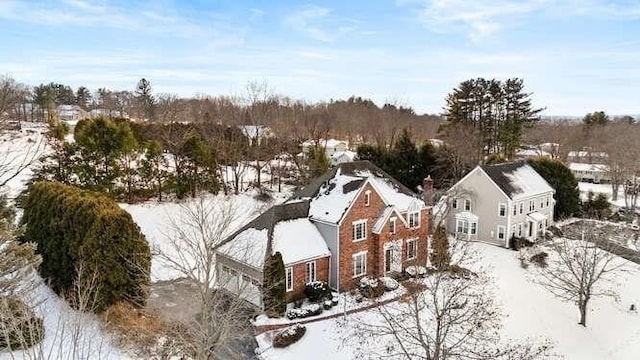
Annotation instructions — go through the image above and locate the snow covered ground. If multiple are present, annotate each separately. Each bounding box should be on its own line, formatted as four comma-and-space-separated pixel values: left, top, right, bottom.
120, 189, 291, 281
578, 181, 629, 208
257, 242, 640, 360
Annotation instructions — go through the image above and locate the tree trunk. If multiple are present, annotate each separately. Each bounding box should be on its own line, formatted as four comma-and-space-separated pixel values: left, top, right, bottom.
578, 297, 589, 326
612, 182, 619, 201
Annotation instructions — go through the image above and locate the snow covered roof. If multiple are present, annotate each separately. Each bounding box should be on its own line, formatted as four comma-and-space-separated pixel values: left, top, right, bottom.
567, 150, 608, 158
527, 212, 547, 222
480, 162, 554, 200
272, 219, 331, 265
372, 206, 407, 233
515, 149, 551, 157
290, 161, 422, 224
217, 228, 269, 269
302, 138, 348, 149
568, 162, 609, 172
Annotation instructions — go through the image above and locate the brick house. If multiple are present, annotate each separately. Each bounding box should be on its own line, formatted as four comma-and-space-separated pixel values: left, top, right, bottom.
216, 161, 430, 308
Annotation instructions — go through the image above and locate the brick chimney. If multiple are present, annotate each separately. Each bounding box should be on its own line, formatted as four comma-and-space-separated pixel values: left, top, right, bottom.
423, 175, 434, 205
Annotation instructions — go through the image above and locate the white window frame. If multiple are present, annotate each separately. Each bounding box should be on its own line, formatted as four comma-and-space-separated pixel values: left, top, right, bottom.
540, 198, 544, 208
306, 261, 316, 283
470, 221, 477, 235
353, 220, 367, 241
353, 251, 367, 278
406, 238, 417, 260
408, 211, 420, 228
499, 203, 507, 217
512, 204, 517, 216
285, 266, 293, 292
546, 196, 550, 207
518, 223, 523, 237
529, 200, 534, 211
452, 198, 458, 209
497, 225, 506, 240
519, 202, 523, 214
364, 190, 371, 206
390, 217, 397, 234
464, 199, 471, 211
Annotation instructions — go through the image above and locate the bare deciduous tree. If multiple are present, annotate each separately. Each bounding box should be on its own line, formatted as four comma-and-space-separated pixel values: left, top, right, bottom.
536, 230, 626, 327
156, 197, 266, 359
345, 240, 552, 360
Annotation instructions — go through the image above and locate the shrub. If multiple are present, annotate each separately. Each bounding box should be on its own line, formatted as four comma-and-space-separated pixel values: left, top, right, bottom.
0, 297, 44, 350
323, 300, 333, 310
509, 236, 534, 251
449, 265, 475, 279
530, 252, 549, 268
272, 324, 306, 348
286, 304, 322, 320
304, 281, 331, 303
380, 277, 399, 291
19, 182, 151, 313
359, 277, 385, 299
405, 266, 427, 278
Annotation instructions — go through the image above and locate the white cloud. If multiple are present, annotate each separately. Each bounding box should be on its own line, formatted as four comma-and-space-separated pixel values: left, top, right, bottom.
285, 5, 335, 42
400, 0, 640, 43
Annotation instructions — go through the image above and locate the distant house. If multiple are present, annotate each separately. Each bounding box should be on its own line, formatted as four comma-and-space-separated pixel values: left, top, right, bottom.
515, 148, 552, 160
569, 163, 610, 183
216, 161, 430, 308
56, 105, 87, 126
89, 108, 129, 119
446, 162, 555, 247
330, 150, 358, 166
567, 150, 608, 163
238, 125, 274, 146
301, 139, 349, 159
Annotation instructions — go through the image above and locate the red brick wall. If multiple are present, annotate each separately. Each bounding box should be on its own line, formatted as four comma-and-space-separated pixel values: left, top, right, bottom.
337, 183, 430, 292
285, 256, 330, 302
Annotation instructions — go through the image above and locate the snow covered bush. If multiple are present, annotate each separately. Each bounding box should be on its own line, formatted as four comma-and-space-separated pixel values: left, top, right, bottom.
381, 277, 399, 291
405, 266, 427, 278
286, 304, 323, 320
304, 281, 331, 303
359, 277, 385, 299
273, 324, 306, 348
323, 300, 333, 310
0, 296, 44, 350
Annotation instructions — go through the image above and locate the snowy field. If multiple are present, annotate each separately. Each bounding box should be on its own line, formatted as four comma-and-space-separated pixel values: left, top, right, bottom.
120, 189, 291, 281
257, 242, 640, 360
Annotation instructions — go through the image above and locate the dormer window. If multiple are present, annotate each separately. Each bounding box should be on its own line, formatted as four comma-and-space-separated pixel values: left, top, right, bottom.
408, 212, 420, 228
364, 190, 371, 206
390, 217, 397, 234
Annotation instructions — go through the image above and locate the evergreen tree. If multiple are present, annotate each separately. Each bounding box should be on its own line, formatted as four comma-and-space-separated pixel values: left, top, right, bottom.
263, 252, 286, 318
309, 147, 330, 178
20, 182, 151, 313
443, 78, 542, 161
527, 158, 580, 220
75, 86, 91, 110
135, 78, 155, 120
583, 111, 609, 127
391, 129, 421, 189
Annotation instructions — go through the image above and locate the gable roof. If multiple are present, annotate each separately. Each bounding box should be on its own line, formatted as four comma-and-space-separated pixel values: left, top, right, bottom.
216, 201, 313, 268
479, 161, 554, 200
289, 161, 421, 224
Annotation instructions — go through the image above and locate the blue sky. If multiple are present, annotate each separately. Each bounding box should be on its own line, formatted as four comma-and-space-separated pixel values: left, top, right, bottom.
1, 0, 639, 115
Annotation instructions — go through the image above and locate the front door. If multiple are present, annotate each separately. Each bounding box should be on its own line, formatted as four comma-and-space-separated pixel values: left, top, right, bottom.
528, 221, 534, 238
384, 242, 402, 274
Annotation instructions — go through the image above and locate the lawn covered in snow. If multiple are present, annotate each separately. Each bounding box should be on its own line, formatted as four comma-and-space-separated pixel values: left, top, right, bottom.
257, 242, 640, 360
